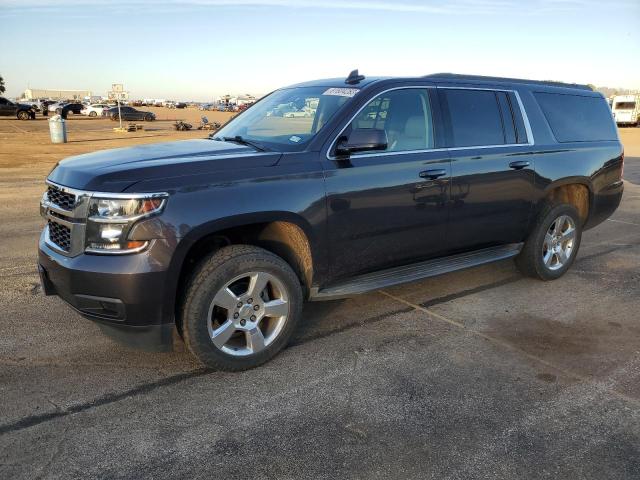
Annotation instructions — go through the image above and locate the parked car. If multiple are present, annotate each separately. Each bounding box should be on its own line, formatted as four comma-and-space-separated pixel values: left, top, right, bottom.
48, 102, 67, 113
81, 104, 110, 117
283, 110, 311, 118
38, 72, 623, 371
0, 97, 35, 120
175, 102, 187, 109
165, 102, 176, 109
105, 106, 155, 121
59, 103, 83, 116
267, 102, 296, 117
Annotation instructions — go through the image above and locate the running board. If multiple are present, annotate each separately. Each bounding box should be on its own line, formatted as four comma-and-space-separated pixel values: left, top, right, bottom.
310, 243, 523, 301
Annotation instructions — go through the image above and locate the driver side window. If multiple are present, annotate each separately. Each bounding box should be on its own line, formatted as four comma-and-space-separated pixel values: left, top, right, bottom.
351, 88, 434, 153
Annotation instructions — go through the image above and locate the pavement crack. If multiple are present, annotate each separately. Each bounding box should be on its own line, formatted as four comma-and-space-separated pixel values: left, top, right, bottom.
0, 369, 211, 436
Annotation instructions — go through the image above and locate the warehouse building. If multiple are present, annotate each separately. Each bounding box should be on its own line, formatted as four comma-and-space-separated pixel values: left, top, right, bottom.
22, 88, 92, 100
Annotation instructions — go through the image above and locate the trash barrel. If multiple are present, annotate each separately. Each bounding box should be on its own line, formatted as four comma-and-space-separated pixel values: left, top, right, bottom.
49, 115, 67, 144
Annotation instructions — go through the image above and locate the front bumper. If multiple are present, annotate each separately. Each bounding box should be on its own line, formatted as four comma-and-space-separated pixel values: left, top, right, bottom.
38, 231, 176, 351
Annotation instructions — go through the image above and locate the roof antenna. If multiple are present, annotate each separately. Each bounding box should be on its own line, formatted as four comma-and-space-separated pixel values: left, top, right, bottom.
345, 69, 365, 85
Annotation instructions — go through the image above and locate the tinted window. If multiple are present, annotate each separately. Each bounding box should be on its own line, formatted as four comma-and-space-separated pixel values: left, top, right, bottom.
534, 92, 617, 142
443, 89, 505, 147
351, 89, 434, 153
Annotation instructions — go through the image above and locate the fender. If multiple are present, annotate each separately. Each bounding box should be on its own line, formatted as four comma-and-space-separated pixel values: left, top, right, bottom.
161, 211, 321, 322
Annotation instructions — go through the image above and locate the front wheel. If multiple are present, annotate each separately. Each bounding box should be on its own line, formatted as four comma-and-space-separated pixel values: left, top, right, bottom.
17, 111, 30, 120
144, 113, 154, 121
89, 111, 97, 117
516, 204, 582, 280
181, 245, 303, 371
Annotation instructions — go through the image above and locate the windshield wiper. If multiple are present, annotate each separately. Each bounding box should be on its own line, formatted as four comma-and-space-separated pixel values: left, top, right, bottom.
217, 135, 268, 152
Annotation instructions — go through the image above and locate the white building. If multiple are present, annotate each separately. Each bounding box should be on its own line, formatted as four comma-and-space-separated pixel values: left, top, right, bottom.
22, 88, 92, 100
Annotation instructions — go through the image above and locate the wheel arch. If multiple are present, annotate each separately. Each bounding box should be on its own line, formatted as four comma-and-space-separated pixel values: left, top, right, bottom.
538, 177, 593, 225
166, 212, 317, 329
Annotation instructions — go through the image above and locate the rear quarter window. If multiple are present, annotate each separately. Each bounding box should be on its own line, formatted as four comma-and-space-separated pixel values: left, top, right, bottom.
534, 92, 617, 142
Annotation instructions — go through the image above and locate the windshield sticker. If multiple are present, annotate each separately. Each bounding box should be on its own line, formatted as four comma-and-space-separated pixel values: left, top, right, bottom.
323, 87, 359, 97
289, 135, 302, 143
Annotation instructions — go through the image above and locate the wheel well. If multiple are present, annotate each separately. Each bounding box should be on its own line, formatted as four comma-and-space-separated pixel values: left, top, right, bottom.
174, 221, 313, 326
544, 183, 590, 224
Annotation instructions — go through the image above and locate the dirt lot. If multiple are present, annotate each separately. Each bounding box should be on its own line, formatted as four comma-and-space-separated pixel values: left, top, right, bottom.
1, 117, 639, 479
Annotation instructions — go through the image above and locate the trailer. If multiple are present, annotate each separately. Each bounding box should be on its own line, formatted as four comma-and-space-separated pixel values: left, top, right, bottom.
611, 94, 640, 127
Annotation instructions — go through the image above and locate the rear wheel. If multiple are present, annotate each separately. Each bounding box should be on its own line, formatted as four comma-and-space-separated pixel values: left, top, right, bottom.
516, 203, 582, 280
111, 114, 119, 121
182, 245, 302, 371
17, 111, 30, 120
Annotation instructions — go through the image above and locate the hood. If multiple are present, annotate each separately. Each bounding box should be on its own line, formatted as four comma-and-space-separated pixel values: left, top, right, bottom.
47, 139, 282, 192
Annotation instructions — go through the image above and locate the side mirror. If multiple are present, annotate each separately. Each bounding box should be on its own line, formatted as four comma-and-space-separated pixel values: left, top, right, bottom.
335, 128, 388, 156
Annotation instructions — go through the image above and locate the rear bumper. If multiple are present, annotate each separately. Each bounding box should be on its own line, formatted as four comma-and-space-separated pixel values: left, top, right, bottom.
585, 180, 624, 230
38, 231, 176, 350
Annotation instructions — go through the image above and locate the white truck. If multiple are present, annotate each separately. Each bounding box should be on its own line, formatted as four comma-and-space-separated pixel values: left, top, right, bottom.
611, 94, 639, 127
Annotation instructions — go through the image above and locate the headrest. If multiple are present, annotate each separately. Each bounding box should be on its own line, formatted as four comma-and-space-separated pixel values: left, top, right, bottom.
404, 116, 425, 138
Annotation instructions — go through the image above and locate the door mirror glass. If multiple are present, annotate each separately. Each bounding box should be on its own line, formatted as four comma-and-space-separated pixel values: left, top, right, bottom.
336, 128, 388, 155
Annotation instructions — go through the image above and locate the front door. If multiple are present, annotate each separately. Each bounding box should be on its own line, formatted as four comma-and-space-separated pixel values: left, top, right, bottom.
323, 87, 451, 281
438, 87, 536, 250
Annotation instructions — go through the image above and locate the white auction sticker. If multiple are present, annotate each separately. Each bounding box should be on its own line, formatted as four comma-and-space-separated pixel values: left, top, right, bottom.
323, 87, 359, 97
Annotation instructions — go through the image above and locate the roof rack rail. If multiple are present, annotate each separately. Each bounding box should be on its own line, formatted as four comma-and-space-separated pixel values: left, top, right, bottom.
423, 73, 593, 91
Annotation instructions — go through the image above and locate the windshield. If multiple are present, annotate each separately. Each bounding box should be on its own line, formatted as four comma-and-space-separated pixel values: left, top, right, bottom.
212, 86, 358, 151
615, 102, 635, 110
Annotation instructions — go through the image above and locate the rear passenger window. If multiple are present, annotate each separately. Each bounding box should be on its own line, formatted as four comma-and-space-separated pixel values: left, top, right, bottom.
534, 92, 618, 142
442, 89, 505, 147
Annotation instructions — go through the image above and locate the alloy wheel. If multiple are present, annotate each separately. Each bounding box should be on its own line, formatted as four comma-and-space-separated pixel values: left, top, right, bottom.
542, 214, 576, 270
207, 271, 290, 357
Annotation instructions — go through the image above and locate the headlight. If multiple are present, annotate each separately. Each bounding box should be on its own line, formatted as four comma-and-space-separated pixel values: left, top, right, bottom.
85, 194, 167, 254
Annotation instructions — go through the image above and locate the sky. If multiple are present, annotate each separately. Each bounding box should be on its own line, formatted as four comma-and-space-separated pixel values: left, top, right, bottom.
0, 0, 639, 101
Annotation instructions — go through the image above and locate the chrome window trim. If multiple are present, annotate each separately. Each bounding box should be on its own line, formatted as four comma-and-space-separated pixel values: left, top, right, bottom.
325, 85, 535, 161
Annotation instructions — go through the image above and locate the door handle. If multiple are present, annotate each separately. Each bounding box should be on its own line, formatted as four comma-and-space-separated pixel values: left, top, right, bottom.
419, 169, 447, 180
509, 160, 530, 170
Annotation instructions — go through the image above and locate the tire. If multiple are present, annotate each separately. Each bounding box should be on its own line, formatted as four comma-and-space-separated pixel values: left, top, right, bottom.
17, 111, 30, 120
181, 245, 303, 371
89, 111, 97, 117
55, 108, 62, 115
516, 203, 582, 280
111, 114, 118, 121
144, 114, 154, 121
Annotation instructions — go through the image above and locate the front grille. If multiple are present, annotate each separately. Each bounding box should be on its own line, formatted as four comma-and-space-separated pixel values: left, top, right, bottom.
47, 185, 76, 210
48, 220, 71, 252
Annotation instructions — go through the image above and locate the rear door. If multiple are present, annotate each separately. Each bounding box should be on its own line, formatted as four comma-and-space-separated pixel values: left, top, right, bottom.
323, 86, 451, 280
438, 87, 535, 250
